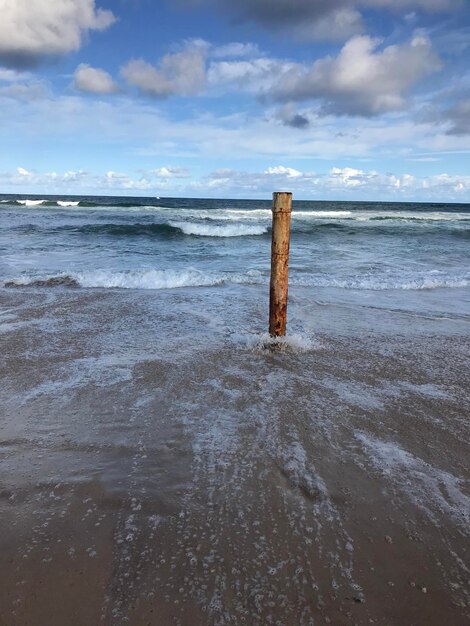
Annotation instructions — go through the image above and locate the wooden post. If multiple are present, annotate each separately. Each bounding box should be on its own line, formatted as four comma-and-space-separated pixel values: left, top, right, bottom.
269, 192, 292, 337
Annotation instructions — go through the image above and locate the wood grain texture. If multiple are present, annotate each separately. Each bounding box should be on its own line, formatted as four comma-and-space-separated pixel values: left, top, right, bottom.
269, 192, 292, 337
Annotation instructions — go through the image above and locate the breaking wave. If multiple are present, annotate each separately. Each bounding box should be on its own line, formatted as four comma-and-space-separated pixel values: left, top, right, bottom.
4, 269, 468, 291
3, 269, 262, 290
8, 222, 269, 238
17, 199, 47, 206
169, 221, 268, 237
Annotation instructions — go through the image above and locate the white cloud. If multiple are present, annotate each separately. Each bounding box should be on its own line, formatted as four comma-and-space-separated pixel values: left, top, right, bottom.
0, 80, 49, 101
326, 167, 434, 192
0, 66, 48, 100
122, 59, 174, 98
2, 80, 469, 187
329, 166, 365, 186
73, 64, 118, 94
271, 34, 441, 116
207, 34, 441, 116
121, 45, 206, 98
198, 167, 318, 193
208, 58, 295, 93
265, 166, 302, 177
0, 68, 31, 82
152, 167, 190, 178
201, 165, 470, 199
211, 42, 262, 59
0, 0, 115, 68
2, 163, 469, 200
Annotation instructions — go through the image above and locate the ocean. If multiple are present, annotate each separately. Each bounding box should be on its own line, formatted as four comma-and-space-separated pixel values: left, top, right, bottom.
1, 195, 469, 330
1, 194, 469, 624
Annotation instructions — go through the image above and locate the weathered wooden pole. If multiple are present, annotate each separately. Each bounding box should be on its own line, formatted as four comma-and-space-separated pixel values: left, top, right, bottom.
269, 192, 292, 337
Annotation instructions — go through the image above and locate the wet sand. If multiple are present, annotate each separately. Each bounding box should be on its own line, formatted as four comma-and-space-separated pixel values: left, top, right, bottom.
0, 288, 469, 625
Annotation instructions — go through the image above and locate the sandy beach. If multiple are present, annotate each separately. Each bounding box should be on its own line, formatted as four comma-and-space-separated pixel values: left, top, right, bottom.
1, 287, 468, 625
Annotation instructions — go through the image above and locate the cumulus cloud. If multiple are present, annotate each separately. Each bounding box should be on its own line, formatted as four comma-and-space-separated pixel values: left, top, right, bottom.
73, 64, 118, 94
180, 0, 460, 41
270, 34, 441, 116
121, 45, 206, 98
0, 0, 115, 68
206, 34, 441, 116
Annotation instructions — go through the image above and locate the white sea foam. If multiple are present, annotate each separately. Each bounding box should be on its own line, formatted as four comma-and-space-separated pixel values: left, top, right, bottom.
348, 212, 470, 223
5, 269, 469, 292
291, 273, 469, 290
294, 210, 352, 217
224, 209, 352, 218
169, 221, 268, 237
217, 208, 467, 222
356, 433, 470, 526
17, 199, 47, 206
233, 332, 318, 352
74, 268, 226, 289
225, 209, 271, 216
57, 201, 80, 207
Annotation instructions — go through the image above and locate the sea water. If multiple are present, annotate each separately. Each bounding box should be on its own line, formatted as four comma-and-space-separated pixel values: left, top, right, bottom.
1, 195, 469, 337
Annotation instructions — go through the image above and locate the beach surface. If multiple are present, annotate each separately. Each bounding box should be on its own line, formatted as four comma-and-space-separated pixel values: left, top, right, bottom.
1, 285, 469, 625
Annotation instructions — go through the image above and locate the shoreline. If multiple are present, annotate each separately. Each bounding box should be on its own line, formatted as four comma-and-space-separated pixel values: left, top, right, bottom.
1, 289, 469, 625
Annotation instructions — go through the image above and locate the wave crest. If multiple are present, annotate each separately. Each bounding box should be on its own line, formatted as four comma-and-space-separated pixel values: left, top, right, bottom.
17, 199, 47, 206
169, 221, 268, 237
4, 269, 468, 292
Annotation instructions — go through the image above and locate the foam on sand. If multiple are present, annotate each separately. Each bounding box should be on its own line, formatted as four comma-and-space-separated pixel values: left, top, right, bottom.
355, 432, 470, 527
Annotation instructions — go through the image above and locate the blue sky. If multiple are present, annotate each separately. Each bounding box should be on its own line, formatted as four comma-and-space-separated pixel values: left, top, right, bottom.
0, 0, 469, 200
